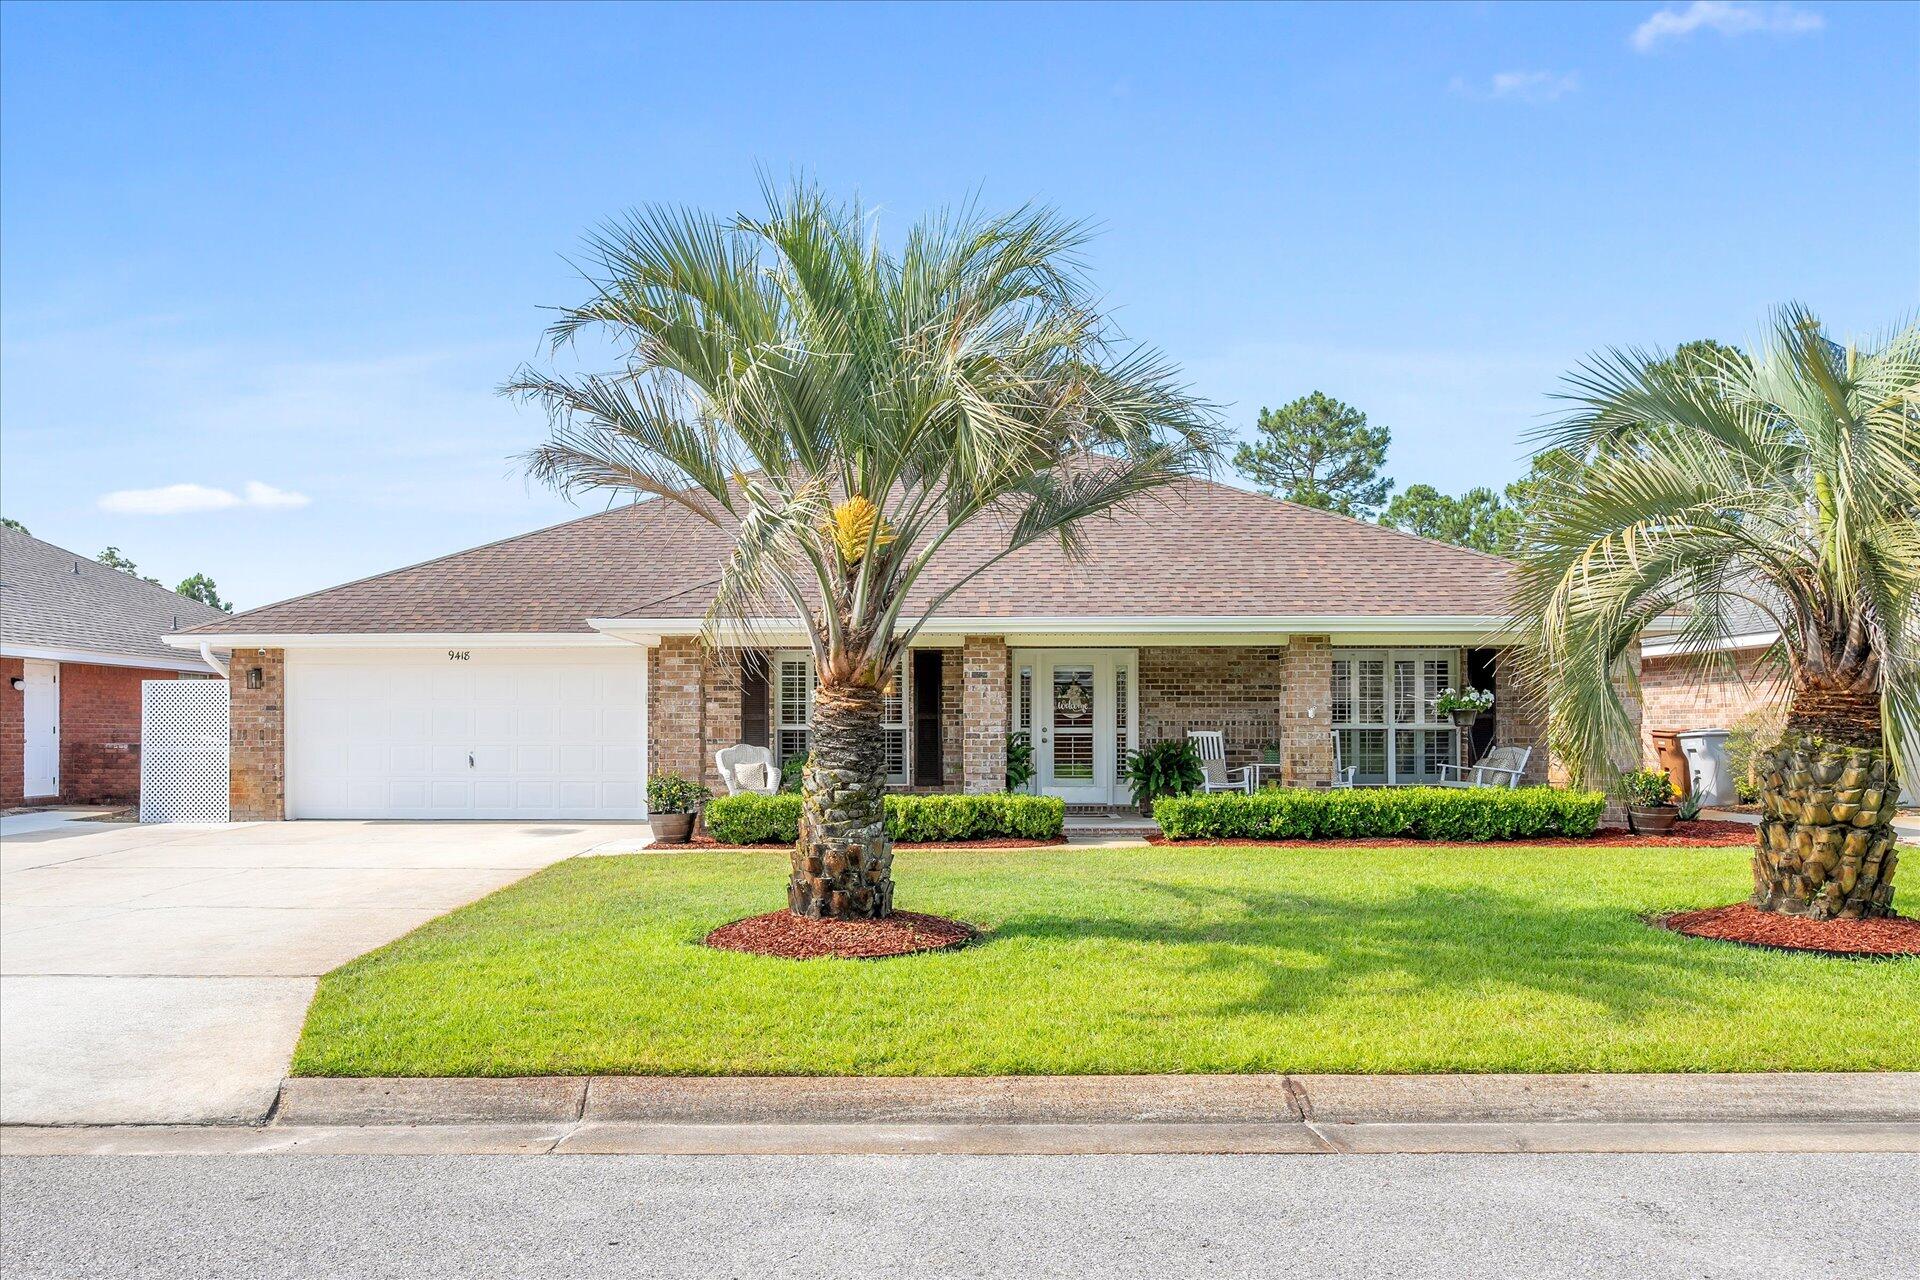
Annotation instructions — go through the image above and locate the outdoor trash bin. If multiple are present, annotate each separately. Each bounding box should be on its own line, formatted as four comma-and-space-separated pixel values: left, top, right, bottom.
1676, 728, 1734, 806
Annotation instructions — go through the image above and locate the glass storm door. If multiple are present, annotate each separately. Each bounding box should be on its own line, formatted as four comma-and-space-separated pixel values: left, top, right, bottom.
1018, 650, 1133, 805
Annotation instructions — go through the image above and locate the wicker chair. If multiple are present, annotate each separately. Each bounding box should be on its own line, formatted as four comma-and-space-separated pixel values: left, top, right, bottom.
714, 744, 779, 796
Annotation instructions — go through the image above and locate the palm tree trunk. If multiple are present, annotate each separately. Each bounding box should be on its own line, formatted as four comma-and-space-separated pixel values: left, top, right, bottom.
789, 680, 894, 919
1752, 687, 1901, 919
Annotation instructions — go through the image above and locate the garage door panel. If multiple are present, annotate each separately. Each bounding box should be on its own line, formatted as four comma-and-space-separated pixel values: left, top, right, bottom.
473, 706, 514, 737
287, 649, 648, 820
602, 670, 643, 705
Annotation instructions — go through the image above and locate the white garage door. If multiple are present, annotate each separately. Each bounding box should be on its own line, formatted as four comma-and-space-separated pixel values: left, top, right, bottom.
286, 648, 648, 820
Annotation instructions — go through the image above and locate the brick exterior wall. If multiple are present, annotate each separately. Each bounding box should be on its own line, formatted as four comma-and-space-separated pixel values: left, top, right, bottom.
646, 637, 706, 789
1491, 649, 1552, 784
1135, 638, 1333, 785
1639, 648, 1782, 767
1, 658, 23, 808
1283, 636, 1334, 785
940, 650, 964, 788
230, 648, 285, 821
699, 646, 745, 794
60, 663, 201, 804
1139, 645, 1287, 766
1, 657, 202, 807
644, 641, 969, 798
961, 635, 1009, 793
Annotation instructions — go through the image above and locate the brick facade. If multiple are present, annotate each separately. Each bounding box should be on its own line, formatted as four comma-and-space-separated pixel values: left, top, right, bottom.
1135, 638, 1335, 785
1, 658, 24, 808
60, 663, 199, 804
229, 648, 286, 821
646, 636, 706, 789
940, 651, 964, 788
1491, 649, 1552, 784
1282, 636, 1334, 785
961, 635, 1009, 793
1639, 647, 1782, 767
0, 657, 202, 807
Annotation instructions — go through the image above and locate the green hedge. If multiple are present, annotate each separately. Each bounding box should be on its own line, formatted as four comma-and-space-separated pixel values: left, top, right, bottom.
702, 792, 1066, 845
1152, 786, 1607, 842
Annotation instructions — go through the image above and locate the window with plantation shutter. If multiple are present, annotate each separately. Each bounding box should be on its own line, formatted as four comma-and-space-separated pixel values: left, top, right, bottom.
772, 650, 910, 785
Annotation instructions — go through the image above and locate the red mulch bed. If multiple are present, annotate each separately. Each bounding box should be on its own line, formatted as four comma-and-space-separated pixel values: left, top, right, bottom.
670, 834, 1058, 852
704, 910, 977, 960
1148, 820, 1760, 850
1657, 903, 1920, 959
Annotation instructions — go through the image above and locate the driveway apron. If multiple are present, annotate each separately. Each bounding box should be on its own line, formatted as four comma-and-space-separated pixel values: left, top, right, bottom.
0, 819, 651, 1125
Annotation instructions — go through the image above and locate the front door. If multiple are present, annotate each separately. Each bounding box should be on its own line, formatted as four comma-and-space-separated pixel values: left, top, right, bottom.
1014, 649, 1136, 805
22, 659, 60, 798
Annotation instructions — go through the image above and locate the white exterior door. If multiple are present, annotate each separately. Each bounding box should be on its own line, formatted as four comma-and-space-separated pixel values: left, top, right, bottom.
21, 659, 59, 798
1012, 649, 1136, 806
285, 648, 648, 820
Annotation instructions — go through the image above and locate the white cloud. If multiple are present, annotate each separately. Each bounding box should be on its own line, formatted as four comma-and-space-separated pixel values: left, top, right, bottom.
240, 480, 310, 509
1450, 70, 1581, 103
1632, 2, 1824, 52
97, 480, 310, 516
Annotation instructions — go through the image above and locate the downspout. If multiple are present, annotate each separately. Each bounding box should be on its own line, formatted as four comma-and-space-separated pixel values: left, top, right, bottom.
199, 642, 230, 679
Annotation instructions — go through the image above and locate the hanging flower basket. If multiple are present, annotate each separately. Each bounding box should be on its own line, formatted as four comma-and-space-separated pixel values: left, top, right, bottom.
1432, 687, 1495, 731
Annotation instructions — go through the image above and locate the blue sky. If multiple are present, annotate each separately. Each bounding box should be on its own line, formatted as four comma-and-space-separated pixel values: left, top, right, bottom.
2, 1, 1914, 610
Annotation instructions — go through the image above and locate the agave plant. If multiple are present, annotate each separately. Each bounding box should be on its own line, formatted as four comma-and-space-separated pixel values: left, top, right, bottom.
1516, 305, 1919, 919
510, 182, 1218, 919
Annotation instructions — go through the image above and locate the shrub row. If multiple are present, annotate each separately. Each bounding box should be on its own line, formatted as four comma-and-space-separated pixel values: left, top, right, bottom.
1151, 786, 1607, 842
702, 792, 1066, 845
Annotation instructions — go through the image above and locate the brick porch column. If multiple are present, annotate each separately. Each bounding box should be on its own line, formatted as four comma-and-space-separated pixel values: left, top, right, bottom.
230, 648, 285, 821
700, 647, 744, 793
961, 635, 1009, 794
647, 637, 704, 785
1280, 635, 1332, 785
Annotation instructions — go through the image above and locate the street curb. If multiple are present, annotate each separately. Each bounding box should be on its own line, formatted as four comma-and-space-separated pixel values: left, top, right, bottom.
8, 1120, 1920, 1157
270, 1072, 1920, 1129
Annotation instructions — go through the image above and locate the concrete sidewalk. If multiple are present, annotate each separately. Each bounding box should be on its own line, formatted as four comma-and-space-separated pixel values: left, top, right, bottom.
8, 1072, 1916, 1156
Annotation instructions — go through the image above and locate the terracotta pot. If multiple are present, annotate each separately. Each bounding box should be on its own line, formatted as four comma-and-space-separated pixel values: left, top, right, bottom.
652, 812, 693, 844
1627, 805, 1679, 834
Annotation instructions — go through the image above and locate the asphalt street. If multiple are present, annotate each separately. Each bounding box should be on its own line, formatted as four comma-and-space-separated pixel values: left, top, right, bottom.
4, 1152, 1915, 1279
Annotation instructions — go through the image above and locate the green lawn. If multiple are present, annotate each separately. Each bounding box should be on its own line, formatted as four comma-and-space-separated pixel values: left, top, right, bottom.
292, 844, 1919, 1077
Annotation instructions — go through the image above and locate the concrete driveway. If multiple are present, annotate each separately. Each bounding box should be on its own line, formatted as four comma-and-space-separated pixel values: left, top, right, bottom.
0, 818, 651, 1126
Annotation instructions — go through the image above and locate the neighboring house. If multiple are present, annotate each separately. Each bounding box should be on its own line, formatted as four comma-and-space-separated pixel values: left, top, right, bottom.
1640, 599, 1918, 805
1, 528, 227, 807
171, 478, 1584, 822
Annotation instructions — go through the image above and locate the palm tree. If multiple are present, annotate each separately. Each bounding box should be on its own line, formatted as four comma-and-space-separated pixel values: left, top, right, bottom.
509, 184, 1219, 920
1515, 305, 1919, 920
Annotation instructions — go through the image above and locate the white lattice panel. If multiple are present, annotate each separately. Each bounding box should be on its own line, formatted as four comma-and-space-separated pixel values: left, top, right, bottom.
141, 680, 230, 823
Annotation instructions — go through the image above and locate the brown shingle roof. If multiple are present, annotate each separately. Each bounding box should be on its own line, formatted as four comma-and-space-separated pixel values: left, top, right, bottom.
181, 477, 1515, 636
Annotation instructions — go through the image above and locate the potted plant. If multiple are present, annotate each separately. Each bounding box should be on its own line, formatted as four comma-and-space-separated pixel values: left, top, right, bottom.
1432, 686, 1495, 730
647, 773, 711, 844
1260, 739, 1283, 765
1122, 739, 1205, 816
1618, 768, 1678, 834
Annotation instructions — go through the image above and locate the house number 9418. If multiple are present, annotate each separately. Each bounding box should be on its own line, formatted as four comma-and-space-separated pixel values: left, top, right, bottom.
447, 650, 471, 661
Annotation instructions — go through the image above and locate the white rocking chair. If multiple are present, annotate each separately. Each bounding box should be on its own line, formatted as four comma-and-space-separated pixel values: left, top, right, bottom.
1187, 730, 1254, 794
714, 743, 779, 796
1436, 745, 1533, 789
1328, 730, 1358, 788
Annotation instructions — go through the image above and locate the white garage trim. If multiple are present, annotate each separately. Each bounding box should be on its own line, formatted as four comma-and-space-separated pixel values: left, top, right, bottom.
285, 647, 648, 820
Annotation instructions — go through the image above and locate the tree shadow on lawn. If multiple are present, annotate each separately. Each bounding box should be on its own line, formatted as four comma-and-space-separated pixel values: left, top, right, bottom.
984, 878, 1792, 1025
